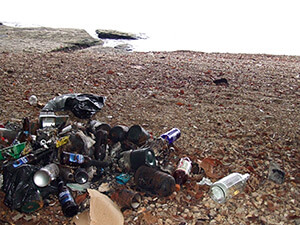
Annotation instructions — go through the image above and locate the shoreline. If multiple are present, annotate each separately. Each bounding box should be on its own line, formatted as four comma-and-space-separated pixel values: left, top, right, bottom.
1, 23, 299, 56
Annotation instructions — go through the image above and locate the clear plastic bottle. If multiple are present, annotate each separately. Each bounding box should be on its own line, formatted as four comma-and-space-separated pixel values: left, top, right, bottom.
209, 172, 250, 204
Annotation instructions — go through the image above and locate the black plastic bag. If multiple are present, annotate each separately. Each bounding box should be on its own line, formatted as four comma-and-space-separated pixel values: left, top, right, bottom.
2, 164, 43, 212
42, 94, 106, 119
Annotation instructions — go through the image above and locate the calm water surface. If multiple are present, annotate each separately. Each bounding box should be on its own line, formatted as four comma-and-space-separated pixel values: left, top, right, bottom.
1, 0, 300, 55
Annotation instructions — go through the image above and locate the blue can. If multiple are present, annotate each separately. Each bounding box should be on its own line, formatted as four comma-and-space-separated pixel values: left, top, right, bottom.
160, 128, 181, 144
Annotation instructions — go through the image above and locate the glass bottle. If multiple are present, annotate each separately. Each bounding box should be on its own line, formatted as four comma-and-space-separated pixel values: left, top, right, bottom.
10, 148, 52, 169
173, 157, 192, 185
108, 125, 129, 143
17, 117, 31, 143
134, 165, 176, 197
209, 172, 250, 204
127, 125, 150, 146
74, 168, 89, 184
21, 189, 44, 213
60, 151, 109, 168
120, 147, 156, 171
57, 179, 79, 217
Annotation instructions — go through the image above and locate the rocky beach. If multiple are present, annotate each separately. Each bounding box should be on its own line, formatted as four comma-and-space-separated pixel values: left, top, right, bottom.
0, 24, 299, 225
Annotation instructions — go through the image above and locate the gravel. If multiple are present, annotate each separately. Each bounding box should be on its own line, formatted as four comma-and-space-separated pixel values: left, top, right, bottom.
0, 47, 299, 224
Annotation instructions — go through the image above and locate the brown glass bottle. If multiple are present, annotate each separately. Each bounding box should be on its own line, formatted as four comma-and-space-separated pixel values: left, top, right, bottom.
134, 165, 176, 197
60, 151, 109, 168
57, 179, 79, 217
173, 157, 192, 185
17, 117, 31, 143
108, 125, 129, 143
9, 148, 52, 169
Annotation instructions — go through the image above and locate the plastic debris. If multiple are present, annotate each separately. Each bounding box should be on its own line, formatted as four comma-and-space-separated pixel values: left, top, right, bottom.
42, 93, 106, 119
116, 173, 131, 185
268, 161, 285, 184
197, 177, 213, 186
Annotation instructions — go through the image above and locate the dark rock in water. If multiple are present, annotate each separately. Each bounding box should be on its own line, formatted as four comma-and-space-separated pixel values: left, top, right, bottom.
213, 78, 229, 86
0, 25, 103, 53
0, 22, 3, 25
114, 44, 133, 52
96, 29, 139, 40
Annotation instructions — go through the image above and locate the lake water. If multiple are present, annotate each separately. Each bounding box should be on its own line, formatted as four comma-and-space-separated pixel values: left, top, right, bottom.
1, 0, 300, 55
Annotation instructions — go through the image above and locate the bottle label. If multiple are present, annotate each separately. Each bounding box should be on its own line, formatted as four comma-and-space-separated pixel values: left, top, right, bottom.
13, 156, 29, 168
69, 153, 84, 164
177, 158, 192, 175
56, 136, 70, 148
59, 190, 73, 204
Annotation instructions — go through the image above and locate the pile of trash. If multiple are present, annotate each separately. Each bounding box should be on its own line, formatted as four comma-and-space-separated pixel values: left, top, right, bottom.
1, 93, 285, 224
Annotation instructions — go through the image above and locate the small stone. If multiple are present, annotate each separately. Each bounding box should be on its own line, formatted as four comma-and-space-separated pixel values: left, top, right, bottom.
158, 219, 163, 225
165, 219, 173, 224
184, 208, 189, 214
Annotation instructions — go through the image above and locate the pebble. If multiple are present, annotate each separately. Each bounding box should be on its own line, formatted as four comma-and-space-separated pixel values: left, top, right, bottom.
12, 213, 23, 221
158, 219, 163, 225
165, 218, 172, 224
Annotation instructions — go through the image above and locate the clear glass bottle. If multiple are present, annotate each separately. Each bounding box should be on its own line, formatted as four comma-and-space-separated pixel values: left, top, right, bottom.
209, 172, 250, 204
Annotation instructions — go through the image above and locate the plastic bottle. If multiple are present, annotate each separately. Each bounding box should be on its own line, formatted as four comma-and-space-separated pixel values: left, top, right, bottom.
57, 179, 79, 217
209, 172, 250, 204
160, 128, 181, 144
173, 157, 192, 185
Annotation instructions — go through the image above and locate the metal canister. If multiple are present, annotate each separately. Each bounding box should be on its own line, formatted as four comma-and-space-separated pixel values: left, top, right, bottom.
160, 128, 181, 144
111, 188, 142, 210
33, 163, 60, 187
